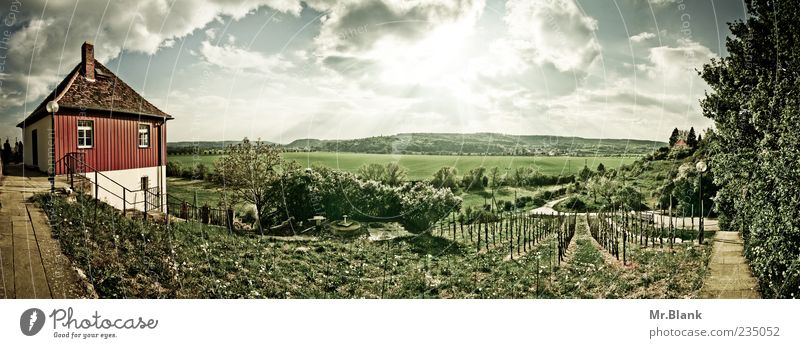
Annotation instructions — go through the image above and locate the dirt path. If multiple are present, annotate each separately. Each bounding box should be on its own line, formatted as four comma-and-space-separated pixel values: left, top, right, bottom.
698, 231, 760, 299
0, 164, 90, 298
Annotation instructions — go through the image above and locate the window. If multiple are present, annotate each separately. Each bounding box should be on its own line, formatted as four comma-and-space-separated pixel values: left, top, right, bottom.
77, 120, 93, 148
138, 124, 150, 148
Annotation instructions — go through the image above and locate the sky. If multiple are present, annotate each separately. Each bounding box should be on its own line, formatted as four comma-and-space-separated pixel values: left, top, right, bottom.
0, 0, 748, 143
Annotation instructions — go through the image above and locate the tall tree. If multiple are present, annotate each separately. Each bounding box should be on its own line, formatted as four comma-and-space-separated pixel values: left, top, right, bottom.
699, 0, 800, 297
686, 127, 698, 148
215, 138, 283, 234
669, 128, 680, 147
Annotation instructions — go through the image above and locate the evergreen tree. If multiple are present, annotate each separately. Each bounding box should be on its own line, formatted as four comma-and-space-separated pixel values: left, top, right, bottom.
669, 128, 680, 147
596, 163, 605, 174
686, 127, 697, 148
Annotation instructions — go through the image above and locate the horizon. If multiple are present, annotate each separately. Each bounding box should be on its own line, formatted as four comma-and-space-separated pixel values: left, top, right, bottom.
165, 130, 675, 145
1, 1, 744, 143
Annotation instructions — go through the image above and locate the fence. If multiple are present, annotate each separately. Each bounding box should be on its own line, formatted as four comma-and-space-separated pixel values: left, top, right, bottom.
588, 208, 707, 265
61, 152, 163, 215
165, 193, 234, 229
433, 210, 577, 262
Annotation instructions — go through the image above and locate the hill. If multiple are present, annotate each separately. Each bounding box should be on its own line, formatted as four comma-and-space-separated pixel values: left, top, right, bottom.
168, 133, 665, 156
285, 133, 664, 156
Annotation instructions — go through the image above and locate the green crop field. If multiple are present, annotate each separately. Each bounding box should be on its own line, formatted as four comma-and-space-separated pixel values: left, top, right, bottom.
170, 152, 637, 180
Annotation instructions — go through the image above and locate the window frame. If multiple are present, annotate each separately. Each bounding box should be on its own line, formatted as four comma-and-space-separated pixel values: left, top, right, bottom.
138, 123, 150, 148
77, 120, 94, 149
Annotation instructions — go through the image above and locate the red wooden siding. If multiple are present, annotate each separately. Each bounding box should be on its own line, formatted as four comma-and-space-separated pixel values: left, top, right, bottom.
54, 111, 167, 175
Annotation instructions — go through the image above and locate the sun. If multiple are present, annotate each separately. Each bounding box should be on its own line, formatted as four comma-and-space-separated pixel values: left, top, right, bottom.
374, 22, 474, 87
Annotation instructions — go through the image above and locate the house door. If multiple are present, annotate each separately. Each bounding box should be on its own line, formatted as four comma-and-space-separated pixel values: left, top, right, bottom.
31, 130, 38, 168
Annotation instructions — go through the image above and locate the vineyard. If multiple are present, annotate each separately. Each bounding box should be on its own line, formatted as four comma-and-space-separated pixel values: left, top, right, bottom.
36, 193, 712, 298
588, 209, 715, 265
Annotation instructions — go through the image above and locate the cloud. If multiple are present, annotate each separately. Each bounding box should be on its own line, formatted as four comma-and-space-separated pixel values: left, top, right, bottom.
647, 39, 717, 78
504, 0, 601, 73
0, 0, 302, 113
313, 0, 485, 56
630, 31, 655, 43
199, 41, 293, 74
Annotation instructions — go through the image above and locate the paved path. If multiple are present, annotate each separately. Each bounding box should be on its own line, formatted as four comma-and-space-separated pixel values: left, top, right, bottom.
699, 231, 760, 299
530, 197, 568, 215
530, 197, 720, 232
0, 164, 88, 298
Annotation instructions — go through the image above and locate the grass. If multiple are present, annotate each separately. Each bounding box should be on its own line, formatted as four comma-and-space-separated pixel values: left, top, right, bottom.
167, 177, 224, 206
459, 185, 564, 210
170, 152, 637, 181
36, 194, 711, 298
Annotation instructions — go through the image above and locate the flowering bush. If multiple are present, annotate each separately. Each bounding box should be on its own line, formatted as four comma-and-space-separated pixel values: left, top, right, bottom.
398, 182, 461, 232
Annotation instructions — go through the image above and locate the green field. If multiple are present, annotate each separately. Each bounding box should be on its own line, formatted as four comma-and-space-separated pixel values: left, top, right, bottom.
170, 152, 637, 180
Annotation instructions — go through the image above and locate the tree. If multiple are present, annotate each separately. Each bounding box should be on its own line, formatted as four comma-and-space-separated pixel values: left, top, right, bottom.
357, 163, 385, 182
383, 162, 407, 186
1, 139, 10, 164
431, 166, 458, 189
512, 166, 534, 186
613, 185, 644, 210
215, 138, 283, 234
578, 164, 593, 181
596, 163, 606, 174
488, 166, 501, 188
462, 167, 487, 190
669, 128, 680, 147
686, 127, 697, 148
699, 0, 800, 297
587, 176, 616, 205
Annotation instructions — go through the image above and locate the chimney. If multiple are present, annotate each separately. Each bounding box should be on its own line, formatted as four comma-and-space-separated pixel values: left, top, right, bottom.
81, 41, 95, 80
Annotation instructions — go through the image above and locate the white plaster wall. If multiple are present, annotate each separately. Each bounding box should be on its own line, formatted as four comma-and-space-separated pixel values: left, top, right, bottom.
72, 165, 167, 212
22, 115, 53, 172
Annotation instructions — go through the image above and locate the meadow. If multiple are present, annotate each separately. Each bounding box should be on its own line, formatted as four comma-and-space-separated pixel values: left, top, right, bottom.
170, 152, 637, 181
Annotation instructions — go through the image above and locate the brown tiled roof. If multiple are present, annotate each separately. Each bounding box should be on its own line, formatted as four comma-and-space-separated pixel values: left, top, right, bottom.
17, 61, 172, 127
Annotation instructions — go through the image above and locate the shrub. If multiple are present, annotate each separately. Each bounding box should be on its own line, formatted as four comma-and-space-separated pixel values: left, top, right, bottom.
560, 196, 586, 211
166, 161, 182, 177
240, 208, 257, 224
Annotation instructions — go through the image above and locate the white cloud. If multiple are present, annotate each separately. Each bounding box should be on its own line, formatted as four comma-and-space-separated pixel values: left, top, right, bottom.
647, 39, 717, 78
313, 0, 485, 57
630, 31, 656, 43
504, 0, 601, 73
199, 41, 293, 74
0, 0, 303, 112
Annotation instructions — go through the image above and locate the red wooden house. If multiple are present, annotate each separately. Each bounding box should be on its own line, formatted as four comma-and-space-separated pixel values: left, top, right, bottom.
16, 42, 172, 212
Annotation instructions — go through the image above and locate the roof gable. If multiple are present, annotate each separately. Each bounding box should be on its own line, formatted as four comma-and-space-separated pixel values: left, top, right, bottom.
18, 61, 172, 127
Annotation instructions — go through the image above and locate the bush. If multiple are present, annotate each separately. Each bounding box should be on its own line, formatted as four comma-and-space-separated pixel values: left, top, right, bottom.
193, 163, 209, 180
560, 196, 586, 211
166, 161, 182, 177
240, 208, 257, 224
